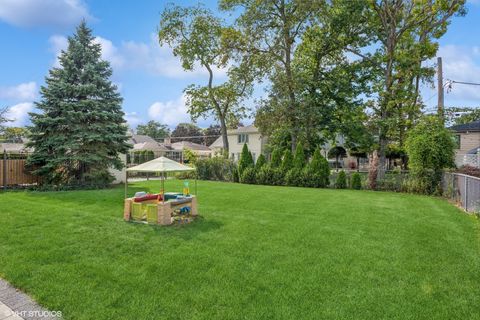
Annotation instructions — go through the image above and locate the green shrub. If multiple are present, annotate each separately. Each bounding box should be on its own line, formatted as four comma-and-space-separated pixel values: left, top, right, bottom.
255, 154, 266, 170
270, 148, 283, 168
232, 167, 239, 183
293, 143, 306, 169
351, 172, 362, 190
281, 149, 293, 172
405, 116, 455, 194
303, 167, 323, 188
335, 170, 347, 189
256, 165, 273, 185
309, 148, 330, 187
176, 170, 196, 179
240, 167, 256, 184
238, 144, 254, 175
196, 157, 236, 181
255, 165, 284, 186
285, 168, 304, 187
402, 170, 441, 195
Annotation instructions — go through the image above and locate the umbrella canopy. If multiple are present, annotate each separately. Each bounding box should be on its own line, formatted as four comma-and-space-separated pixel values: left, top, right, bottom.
126, 156, 195, 173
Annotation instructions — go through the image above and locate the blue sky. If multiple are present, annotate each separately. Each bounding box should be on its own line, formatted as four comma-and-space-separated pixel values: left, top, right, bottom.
0, 0, 479, 130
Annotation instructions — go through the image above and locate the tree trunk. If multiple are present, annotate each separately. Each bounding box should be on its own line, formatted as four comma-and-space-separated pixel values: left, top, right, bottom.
219, 116, 229, 155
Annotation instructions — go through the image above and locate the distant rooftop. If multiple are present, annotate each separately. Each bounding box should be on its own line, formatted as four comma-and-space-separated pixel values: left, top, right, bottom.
227, 124, 259, 134
171, 141, 211, 151
449, 120, 480, 132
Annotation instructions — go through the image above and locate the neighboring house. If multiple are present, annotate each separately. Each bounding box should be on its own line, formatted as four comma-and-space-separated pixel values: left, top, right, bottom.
170, 141, 212, 159
128, 134, 182, 162
210, 125, 268, 162
450, 120, 480, 168
0, 143, 31, 154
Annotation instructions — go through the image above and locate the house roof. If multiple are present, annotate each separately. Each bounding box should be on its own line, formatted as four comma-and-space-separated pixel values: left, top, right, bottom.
449, 120, 480, 132
171, 141, 211, 151
132, 141, 170, 152
227, 125, 259, 134
128, 134, 157, 144
0, 143, 31, 153
466, 146, 480, 155
209, 136, 223, 148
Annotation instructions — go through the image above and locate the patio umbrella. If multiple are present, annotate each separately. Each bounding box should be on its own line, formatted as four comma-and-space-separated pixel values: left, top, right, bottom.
125, 156, 196, 203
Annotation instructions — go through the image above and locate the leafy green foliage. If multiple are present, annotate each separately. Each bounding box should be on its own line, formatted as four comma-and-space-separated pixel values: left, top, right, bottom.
0, 106, 11, 135
405, 116, 455, 194
309, 148, 330, 187
195, 157, 236, 181
281, 149, 293, 172
1, 127, 28, 143
270, 147, 283, 168
255, 153, 266, 170
285, 168, 304, 187
335, 171, 347, 189
405, 116, 455, 172
255, 165, 284, 186
136, 121, 170, 140
351, 172, 362, 190
26, 21, 129, 186
171, 123, 203, 144
293, 143, 306, 169
232, 167, 239, 182
159, 4, 253, 152
238, 143, 254, 175
240, 167, 256, 184
183, 148, 198, 165
446, 106, 480, 126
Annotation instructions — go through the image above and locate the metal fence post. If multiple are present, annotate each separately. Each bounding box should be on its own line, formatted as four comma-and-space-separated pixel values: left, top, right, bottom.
464, 176, 468, 211
2, 150, 7, 189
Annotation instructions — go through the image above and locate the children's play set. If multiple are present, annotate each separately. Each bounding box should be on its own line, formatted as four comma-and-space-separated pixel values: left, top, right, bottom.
123, 157, 198, 226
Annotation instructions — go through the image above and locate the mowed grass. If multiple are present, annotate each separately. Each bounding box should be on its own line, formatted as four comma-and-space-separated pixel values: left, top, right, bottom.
0, 180, 479, 320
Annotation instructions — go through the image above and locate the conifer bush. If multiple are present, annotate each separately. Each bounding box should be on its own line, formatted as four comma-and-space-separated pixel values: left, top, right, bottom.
335, 171, 347, 189
351, 172, 362, 190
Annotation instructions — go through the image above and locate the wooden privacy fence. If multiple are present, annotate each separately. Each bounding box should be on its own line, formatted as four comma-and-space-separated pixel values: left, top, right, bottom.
1, 151, 40, 188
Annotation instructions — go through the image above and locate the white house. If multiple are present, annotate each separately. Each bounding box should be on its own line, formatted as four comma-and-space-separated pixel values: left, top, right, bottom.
210, 125, 268, 162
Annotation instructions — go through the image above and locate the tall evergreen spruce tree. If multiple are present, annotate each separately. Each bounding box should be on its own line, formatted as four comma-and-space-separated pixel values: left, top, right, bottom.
27, 21, 129, 185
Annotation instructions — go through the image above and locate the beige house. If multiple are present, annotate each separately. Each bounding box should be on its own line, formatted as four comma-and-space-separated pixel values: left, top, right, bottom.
210, 125, 267, 162
450, 120, 480, 168
170, 141, 212, 159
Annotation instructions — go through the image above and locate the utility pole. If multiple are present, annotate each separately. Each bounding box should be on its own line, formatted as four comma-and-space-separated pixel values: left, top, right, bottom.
437, 57, 445, 123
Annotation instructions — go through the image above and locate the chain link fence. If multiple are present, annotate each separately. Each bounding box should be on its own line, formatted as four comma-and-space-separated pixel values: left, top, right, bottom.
442, 172, 480, 213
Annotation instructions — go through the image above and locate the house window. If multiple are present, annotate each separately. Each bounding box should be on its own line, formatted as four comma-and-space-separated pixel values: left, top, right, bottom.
252, 153, 256, 163
231, 153, 235, 160
454, 134, 461, 149
237, 134, 249, 144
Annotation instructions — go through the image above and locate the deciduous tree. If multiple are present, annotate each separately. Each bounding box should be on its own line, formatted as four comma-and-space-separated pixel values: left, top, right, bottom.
159, 4, 253, 153
136, 121, 170, 140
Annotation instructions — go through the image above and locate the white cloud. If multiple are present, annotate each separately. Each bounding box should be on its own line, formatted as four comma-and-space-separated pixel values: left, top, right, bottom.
48, 33, 228, 79
148, 94, 191, 127
4, 102, 34, 127
0, 82, 37, 101
0, 0, 92, 28
438, 45, 480, 101
93, 36, 125, 69
124, 111, 143, 129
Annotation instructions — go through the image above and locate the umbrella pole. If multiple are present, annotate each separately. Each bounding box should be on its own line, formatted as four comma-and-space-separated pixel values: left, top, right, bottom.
162, 171, 165, 204
125, 171, 128, 199
195, 176, 197, 197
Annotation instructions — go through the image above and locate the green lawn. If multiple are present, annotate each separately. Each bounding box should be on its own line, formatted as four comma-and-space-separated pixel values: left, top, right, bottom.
0, 180, 479, 319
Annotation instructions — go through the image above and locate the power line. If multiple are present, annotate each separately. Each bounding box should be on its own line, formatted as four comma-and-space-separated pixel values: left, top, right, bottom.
449, 80, 480, 86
